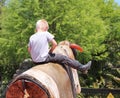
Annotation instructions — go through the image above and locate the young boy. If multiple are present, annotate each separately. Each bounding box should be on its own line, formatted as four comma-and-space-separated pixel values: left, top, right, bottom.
28, 19, 91, 73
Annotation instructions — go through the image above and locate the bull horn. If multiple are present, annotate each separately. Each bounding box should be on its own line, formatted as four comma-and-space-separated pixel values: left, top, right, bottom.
70, 43, 83, 52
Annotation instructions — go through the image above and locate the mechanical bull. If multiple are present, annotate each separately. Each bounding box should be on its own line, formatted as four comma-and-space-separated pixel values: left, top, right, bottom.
5, 41, 83, 98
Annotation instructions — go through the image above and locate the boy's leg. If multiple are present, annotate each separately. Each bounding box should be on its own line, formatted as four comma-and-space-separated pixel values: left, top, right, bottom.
46, 53, 91, 73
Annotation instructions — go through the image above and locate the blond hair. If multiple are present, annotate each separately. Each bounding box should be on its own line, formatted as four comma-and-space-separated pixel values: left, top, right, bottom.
36, 19, 49, 31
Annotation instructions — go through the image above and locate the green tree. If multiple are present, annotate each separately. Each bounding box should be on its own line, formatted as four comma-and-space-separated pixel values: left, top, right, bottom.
0, 1, 120, 97
84, 0, 120, 90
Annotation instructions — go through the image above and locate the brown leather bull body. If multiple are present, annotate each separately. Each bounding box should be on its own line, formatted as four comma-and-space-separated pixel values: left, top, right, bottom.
5, 41, 81, 98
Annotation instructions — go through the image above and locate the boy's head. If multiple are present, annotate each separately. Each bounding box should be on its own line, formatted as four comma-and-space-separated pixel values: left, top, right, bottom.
36, 19, 49, 31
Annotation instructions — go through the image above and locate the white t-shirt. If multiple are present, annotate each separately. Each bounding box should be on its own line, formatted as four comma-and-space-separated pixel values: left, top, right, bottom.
28, 31, 54, 62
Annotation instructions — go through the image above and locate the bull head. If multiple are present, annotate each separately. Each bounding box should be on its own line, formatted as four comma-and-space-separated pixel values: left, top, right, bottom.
58, 40, 83, 52
57, 41, 83, 59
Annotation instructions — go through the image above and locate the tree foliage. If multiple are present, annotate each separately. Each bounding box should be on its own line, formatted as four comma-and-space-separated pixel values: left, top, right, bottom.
0, 0, 120, 95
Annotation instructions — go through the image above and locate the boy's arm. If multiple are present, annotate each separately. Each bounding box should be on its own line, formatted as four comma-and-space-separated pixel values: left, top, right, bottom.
28, 47, 31, 53
49, 39, 57, 53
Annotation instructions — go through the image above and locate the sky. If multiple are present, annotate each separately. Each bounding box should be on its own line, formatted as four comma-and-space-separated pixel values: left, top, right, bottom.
114, 0, 120, 5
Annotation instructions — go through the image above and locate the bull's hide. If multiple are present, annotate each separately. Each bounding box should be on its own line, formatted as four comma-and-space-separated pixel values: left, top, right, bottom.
5, 41, 81, 98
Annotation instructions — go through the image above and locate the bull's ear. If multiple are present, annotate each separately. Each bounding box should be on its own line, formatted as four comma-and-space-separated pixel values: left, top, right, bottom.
70, 44, 83, 52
